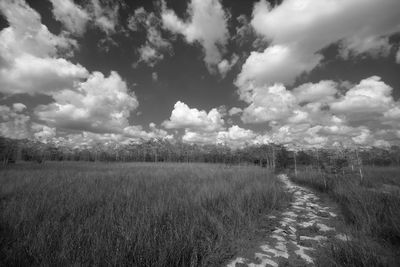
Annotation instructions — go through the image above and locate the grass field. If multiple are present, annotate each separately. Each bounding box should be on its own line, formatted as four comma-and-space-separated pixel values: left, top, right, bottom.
0, 162, 289, 266
290, 166, 400, 266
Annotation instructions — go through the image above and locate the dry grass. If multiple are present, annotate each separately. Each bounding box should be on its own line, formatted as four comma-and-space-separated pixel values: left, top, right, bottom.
290, 166, 400, 266
0, 162, 289, 266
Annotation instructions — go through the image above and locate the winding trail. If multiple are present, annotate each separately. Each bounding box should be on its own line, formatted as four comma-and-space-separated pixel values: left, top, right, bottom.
227, 174, 350, 267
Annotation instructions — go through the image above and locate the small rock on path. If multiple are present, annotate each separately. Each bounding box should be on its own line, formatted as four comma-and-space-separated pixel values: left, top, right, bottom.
227, 174, 350, 267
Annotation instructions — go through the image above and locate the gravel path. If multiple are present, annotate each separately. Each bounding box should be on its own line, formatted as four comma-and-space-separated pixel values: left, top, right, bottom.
227, 174, 350, 267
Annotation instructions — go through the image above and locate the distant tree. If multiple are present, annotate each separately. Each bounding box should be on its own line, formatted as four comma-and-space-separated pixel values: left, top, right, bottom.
0, 137, 17, 166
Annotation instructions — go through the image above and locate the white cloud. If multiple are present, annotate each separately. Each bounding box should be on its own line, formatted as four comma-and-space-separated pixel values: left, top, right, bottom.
241, 83, 297, 123
181, 125, 257, 148
127, 7, 147, 31
182, 130, 218, 145
340, 36, 392, 59
0, 104, 57, 141
238, 0, 400, 87
228, 107, 242, 116
35, 71, 139, 134
236, 44, 322, 88
49, 0, 90, 36
0, 0, 88, 96
0, 54, 88, 95
0, 0, 147, 140
12, 103, 27, 112
233, 14, 254, 48
331, 76, 395, 117
265, 124, 326, 148
162, 103, 260, 147
218, 54, 239, 78
54, 125, 172, 149
384, 106, 400, 121
89, 0, 120, 35
292, 80, 338, 104
53, 132, 124, 149
129, 7, 173, 67
32, 123, 56, 142
137, 46, 164, 67
237, 76, 400, 148
162, 101, 225, 132
123, 124, 172, 141
161, 0, 229, 72
0, 104, 31, 139
252, 0, 400, 56
49, 0, 124, 37
217, 125, 256, 147
0, 0, 77, 59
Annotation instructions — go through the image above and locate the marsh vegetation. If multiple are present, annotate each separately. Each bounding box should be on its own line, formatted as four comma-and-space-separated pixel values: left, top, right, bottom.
0, 162, 289, 266
291, 166, 400, 266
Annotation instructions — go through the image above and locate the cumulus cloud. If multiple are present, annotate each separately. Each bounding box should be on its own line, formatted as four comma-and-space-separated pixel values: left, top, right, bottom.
233, 15, 254, 48
384, 106, 400, 121
241, 84, 297, 123
32, 123, 56, 143
217, 125, 257, 147
228, 107, 242, 116
89, 0, 120, 35
182, 125, 257, 148
182, 130, 218, 145
252, 0, 400, 56
12, 103, 27, 113
53, 125, 172, 149
0, 104, 31, 139
123, 124, 171, 141
239, 76, 400, 148
129, 7, 173, 67
49, 0, 90, 36
0, 104, 57, 141
0, 0, 149, 143
0, 0, 77, 59
48, 0, 123, 38
236, 44, 322, 87
127, 7, 147, 31
233, 0, 400, 148
0, 54, 88, 95
53, 132, 124, 149
218, 54, 239, 78
0, 0, 88, 95
162, 102, 259, 147
331, 76, 395, 119
35, 71, 139, 134
162, 101, 225, 132
136, 46, 162, 67
161, 0, 229, 72
237, 0, 400, 87
292, 80, 338, 104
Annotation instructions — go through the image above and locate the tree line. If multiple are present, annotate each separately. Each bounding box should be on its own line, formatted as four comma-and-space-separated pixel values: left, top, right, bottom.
1, 137, 400, 170
0, 137, 286, 167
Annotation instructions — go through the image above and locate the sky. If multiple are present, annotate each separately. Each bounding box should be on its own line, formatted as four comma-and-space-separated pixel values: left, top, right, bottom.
0, 0, 400, 149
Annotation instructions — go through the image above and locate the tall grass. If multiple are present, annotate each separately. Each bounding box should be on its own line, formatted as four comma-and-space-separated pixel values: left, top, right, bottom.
290, 166, 400, 266
0, 162, 289, 266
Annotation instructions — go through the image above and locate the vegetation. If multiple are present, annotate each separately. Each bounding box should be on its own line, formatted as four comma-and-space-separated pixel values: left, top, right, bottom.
2, 135, 400, 265
291, 165, 400, 266
0, 136, 288, 168
0, 162, 290, 266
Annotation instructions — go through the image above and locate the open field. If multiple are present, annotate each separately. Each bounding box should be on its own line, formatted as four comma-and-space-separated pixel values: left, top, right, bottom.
290, 166, 400, 266
0, 162, 289, 266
